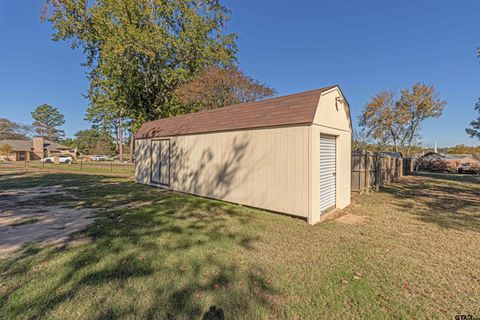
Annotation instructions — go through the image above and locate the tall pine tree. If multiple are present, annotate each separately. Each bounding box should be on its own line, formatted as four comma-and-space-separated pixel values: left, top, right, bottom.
31, 104, 66, 141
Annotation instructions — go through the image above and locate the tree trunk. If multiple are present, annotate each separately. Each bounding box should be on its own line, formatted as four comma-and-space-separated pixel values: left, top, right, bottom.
119, 110, 123, 163
405, 121, 420, 157
130, 131, 134, 163
114, 124, 119, 152
390, 128, 398, 152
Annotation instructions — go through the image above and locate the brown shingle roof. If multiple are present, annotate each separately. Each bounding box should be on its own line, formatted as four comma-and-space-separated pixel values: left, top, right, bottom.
0, 140, 32, 151
0, 139, 73, 152
43, 140, 72, 152
136, 86, 336, 139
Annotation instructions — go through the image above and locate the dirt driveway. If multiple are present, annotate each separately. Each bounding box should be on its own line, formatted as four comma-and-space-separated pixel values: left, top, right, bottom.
0, 182, 94, 257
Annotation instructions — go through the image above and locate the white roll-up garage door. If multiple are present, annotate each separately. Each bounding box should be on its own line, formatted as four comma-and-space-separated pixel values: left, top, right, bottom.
320, 134, 336, 213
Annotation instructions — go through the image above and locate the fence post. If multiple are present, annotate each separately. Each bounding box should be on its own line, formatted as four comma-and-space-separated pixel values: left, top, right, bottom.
388, 157, 392, 184
398, 158, 401, 179
386, 157, 390, 183
394, 158, 397, 181
395, 158, 398, 181
365, 152, 370, 192
392, 157, 395, 181
358, 153, 362, 192
385, 156, 388, 183
386, 156, 389, 184
400, 158, 405, 178
351, 152, 362, 193
80, 157, 83, 171
392, 158, 395, 181
399, 158, 403, 178
375, 154, 381, 191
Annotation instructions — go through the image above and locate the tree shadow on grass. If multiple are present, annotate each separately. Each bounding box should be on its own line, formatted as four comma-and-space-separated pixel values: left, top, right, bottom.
381, 173, 480, 232
414, 171, 480, 184
0, 173, 276, 319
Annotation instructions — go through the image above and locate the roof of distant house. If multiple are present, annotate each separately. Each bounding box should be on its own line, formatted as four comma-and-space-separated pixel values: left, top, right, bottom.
43, 140, 72, 152
0, 139, 32, 151
136, 86, 338, 139
381, 151, 403, 158
443, 154, 476, 160
0, 139, 73, 152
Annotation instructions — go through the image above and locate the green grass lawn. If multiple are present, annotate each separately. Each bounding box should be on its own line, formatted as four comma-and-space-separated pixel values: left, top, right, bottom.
0, 172, 479, 319
16, 161, 135, 176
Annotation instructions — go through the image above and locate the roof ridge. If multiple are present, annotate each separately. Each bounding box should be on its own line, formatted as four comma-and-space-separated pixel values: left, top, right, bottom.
147, 85, 337, 125
136, 85, 337, 139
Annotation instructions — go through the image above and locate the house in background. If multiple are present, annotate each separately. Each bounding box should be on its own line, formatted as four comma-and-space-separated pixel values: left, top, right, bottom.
381, 151, 403, 158
416, 152, 480, 173
443, 154, 480, 171
135, 85, 352, 224
0, 137, 76, 161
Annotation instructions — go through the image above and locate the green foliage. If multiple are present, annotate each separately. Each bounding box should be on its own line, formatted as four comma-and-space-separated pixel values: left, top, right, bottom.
31, 104, 66, 141
360, 83, 446, 156
60, 138, 76, 148
74, 128, 114, 155
439, 144, 480, 160
43, 0, 238, 127
359, 90, 400, 149
397, 83, 445, 151
85, 103, 121, 137
85, 103, 132, 157
352, 129, 374, 151
0, 143, 13, 156
175, 66, 275, 111
466, 100, 480, 140
445, 144, 473, 154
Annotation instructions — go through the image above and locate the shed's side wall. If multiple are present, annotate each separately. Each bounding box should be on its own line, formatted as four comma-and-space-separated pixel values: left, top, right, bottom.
135, 139, 151, 184
136, 126, 310, 218
309, 88, 352, 224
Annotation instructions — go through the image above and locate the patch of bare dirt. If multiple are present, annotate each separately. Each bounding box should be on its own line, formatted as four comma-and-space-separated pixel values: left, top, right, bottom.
335, 214, 372, 225
0, 185, 94, 258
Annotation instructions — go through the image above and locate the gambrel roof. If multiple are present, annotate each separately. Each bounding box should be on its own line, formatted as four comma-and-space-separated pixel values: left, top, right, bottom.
136, 86, 337, 139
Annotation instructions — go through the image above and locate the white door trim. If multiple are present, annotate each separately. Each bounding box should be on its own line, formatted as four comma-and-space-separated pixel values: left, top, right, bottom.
320, 134, 336, 213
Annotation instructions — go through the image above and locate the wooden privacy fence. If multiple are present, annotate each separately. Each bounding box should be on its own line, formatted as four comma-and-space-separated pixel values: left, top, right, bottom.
403, 158, 417, 175
351, 152, 404, 192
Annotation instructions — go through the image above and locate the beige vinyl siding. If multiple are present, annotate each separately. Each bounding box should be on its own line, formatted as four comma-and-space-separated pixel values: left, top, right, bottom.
313, 87, 352, 132
309, 87, 352, 224
135, 85, 352, 224
136, 126, 310, 218
135, 139, 151, 184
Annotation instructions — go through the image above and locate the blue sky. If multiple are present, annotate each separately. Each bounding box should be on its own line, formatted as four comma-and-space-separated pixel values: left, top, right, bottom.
0, 0, 479, 146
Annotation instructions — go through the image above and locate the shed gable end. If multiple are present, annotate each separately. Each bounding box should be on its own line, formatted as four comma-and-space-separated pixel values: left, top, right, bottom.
313, 87, 352, 132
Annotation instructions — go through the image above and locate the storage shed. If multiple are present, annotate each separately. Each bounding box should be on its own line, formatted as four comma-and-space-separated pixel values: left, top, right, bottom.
135, 85, 352, 224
